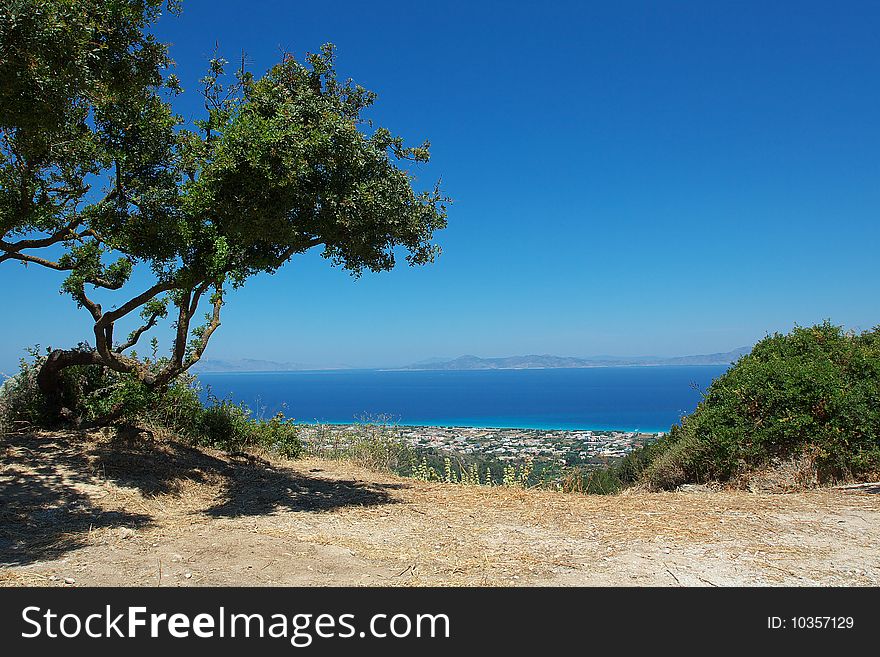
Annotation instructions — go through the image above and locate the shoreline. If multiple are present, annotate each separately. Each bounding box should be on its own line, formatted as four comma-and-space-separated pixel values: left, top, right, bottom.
297, 423, 665, 463
293, 419, 670, 434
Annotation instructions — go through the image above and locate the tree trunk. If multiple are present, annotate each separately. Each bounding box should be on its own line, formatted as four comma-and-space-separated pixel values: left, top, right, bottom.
36, 348, 103, 424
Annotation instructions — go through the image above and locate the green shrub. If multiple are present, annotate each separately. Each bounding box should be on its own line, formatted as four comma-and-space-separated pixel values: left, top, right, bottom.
0, 350, 46, 431
567, 322, 880, 492
140, 373, 207, 439
560, 436, 669, 494
638, 322, 880, 488
170, 394, 303, 459
0, 345, 163, 428
180, 399, 304, 458
0, 348, 302, 460
638, 426, 715, 490
197, 399, 254, 451
245, 411, 303, 459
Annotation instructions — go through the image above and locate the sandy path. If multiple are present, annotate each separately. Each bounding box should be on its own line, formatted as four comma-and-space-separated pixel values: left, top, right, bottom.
2, 431, 878, 587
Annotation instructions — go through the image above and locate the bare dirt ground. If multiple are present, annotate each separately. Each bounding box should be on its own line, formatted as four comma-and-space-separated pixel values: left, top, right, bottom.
1, 429, 878, 587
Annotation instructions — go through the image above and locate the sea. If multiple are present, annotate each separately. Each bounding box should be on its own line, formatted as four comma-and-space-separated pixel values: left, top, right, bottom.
196, 365, 729, 433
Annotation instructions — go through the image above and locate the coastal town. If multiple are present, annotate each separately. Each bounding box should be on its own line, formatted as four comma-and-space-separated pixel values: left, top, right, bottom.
298, 422, 664, 466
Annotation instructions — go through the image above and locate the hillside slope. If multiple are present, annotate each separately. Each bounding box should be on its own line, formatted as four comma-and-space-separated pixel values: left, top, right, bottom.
1, 430, 878, 587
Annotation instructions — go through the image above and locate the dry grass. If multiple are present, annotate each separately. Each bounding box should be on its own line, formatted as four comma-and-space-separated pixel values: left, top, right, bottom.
2, 429, 878, 587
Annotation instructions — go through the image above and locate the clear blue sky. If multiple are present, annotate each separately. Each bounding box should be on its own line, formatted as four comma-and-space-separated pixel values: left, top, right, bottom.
3, 0, 879, 372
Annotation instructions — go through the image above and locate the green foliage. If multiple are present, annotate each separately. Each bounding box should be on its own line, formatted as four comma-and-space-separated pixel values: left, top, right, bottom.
0, 347, 47, 431
198, 399, 255, 451
0, 344, 125, 427
195, 401, 302, 457
252, 412, 303, 459
1, 1, 448, 406
1, 0, 181, 278
185, 45, 448, 281
560, 440, 669, 494
563, 323, 880, 493
0, 349, 302, 459
142, 372, 207, 437
628, 323, 880, 489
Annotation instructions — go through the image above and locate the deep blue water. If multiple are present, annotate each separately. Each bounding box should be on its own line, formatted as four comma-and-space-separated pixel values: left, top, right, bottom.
197, 366, 728, 432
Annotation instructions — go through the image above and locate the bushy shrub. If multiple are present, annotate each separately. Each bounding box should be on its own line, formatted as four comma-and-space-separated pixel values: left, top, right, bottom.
140, 373, 208, 439
638, 426, 715, 490
0, 348, 302, 460
193, 400, 303, 457
0, 349, 46, 431
0, 345, 162, 428
197, 399, 255, 451
251, 412, 304, 459
566, 323, 880, 492
560, 436, 670, 494
638, 322, 880, 488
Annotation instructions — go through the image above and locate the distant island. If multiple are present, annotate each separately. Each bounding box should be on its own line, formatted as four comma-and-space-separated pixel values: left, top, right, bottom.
192, 348, 750, 373
395, 348, 751, 370
191, 358, 350, 373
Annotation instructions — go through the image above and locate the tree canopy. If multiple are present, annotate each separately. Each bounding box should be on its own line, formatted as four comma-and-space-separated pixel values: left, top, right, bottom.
0, 0, 447, 419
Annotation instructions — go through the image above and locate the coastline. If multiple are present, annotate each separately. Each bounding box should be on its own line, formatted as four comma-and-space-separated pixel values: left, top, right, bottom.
292, 419, 670, 433
297, 422, 665, 464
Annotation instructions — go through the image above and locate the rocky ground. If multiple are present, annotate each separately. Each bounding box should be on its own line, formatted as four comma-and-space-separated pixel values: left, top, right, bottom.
1, 429, 878, 587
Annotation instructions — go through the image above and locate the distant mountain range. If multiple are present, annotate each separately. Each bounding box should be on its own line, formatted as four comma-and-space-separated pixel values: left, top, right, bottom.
190, 358, 348, 373
190, 347, 750, 373
396, 348, 751, 371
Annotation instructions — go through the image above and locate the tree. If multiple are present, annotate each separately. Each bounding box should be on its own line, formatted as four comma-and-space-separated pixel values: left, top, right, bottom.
0, 1, 447, 422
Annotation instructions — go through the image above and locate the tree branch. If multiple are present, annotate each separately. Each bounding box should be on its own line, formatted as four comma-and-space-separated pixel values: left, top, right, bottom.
77, 286, 103, 322
0, 251, 68, 270
0, 250, 126, 289
274, 237, 322, 268
92, 321, 145, 379
97, 281, 176, 327
184, 284, 224, 370
188, 280, 211, 317
115, 310, 164, 352
0, 217, 82, 252
169, 289, 194, 368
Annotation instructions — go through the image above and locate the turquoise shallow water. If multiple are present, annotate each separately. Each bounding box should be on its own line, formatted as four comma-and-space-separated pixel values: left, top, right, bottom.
197, 365, 729, 433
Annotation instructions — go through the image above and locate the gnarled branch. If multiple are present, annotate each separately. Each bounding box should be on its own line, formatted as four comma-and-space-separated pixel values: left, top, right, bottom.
0, 250, 128, 290
0, 217, 82, 252
186, 284, 224, 368
115, 309, 164, 352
